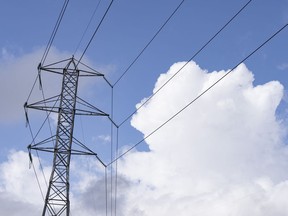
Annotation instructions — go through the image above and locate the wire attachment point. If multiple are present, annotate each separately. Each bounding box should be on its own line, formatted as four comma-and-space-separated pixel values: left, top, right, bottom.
28, 145, 33, 169
37, 63, 43, 90
24, 102, 29, 127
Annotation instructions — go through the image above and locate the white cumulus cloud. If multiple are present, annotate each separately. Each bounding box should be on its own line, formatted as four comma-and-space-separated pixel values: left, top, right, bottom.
0, 151, 46, 215
1, 61, 288, 216
117, 61, 288, 215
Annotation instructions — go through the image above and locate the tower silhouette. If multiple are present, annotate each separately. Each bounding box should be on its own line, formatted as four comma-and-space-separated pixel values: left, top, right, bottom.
25, 57, 109, 216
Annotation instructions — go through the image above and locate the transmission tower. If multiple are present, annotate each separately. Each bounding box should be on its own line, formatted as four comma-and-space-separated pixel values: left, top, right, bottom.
25, 57, 109, 216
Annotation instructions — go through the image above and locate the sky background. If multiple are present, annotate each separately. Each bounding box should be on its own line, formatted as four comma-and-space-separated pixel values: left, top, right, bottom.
0, 0, 288, 215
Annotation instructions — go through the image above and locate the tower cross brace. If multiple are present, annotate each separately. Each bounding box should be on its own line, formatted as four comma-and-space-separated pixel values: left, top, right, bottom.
42, 59, 79, 216
25, 57, 109, 216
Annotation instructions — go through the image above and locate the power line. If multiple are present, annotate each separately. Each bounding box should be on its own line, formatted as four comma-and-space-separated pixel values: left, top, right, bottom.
110, 88, 114, 216
40, 0, 70, 65
74, 0, 103, 55
112, 0, 185, 87
107, 22, 288, 167
77, 0, 115, 64
31, 161, 45, 201
117, 0, 253, 127
26, 118, 50, 210
26, 74, 40, 102
25, 94, 60, 188
114, 128, 119, 216
105, 167, 108, 216
26, 0, 70, 106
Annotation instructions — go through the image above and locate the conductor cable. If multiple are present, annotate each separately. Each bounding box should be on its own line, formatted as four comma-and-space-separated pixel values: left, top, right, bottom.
107, 22, 288, 166
117, 0, 253, 127
112, 0, 185, 87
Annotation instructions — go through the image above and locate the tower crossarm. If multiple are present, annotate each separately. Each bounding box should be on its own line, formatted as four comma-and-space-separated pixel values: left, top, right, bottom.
26, 57, 110, 216
39, 57, 105, 77
41, 58, 79, 216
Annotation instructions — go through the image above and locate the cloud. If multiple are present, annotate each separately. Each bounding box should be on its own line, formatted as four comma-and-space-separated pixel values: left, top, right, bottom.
0, 46, 115, 214
277, 63, 288, 71
116, 61, 288, 215
0, 46, 110, 124
97, 134, 111, 143
0, 150, 46, 215
0, 47, 71, 123
0, 150, 109, 216
1, 61, 288, 215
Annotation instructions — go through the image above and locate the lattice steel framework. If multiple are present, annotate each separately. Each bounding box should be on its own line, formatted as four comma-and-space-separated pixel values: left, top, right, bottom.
25, 57, 109, 216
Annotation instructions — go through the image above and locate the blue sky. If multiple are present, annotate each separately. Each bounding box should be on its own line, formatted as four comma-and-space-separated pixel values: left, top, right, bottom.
0, 0, 288, 215
1, 0, 287, 160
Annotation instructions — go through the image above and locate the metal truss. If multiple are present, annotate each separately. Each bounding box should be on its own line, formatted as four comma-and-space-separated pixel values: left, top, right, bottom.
25, 57, 108, 216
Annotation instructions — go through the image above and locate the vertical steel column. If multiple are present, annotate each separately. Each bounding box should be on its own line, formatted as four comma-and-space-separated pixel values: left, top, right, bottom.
42, 58, 79, 216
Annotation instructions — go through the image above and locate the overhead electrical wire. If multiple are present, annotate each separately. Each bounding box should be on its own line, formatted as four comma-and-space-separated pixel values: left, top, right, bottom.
114, 128, 119, 216
101, 0, 188, 205
26, 0, 70, 195
25, 0, 114, 214
27, 0, 69, 116
117, 0, 253, 127
24, 0, 286, 214
27, 5, 116, 205
107, 22, 288, 167
71, 0, 118, 210
25, 95, 61, 148
77, 0, 115, 64
112, 0, 185, 87
105, 167, 108, 216
110, 84, 115, 216
111, 2, 184, 214
31, 0, 70, 201
25, 94, 61, 191
73, 0, 103, 55
31, 162, 45, 201
26, 75, 40, 103
26, 116, 49, 210
40, 85, 56, 150
110, 2, 251, 214
25, 110, 47, 199
35, 150, 48, 187
40, 0, 70, 65
101, 1, 187, 211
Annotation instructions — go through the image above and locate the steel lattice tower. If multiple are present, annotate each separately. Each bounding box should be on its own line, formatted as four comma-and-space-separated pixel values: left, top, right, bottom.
25, 57, 109, 216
